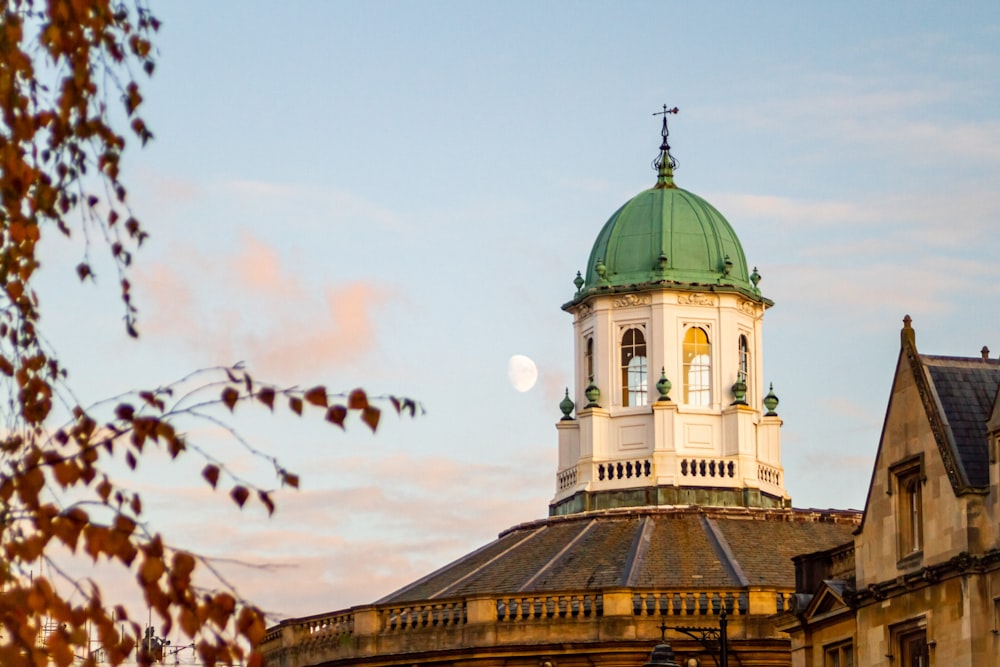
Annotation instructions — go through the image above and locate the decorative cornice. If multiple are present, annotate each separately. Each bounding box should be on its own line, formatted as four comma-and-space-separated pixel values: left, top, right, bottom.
574, 302, 594, 320
678, 292, 716, 306
852, 549, 1000, 607
613, 294, 651, 308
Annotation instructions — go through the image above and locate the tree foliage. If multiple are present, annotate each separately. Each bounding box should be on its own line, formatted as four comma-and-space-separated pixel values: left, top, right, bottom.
0, 2, 416, 665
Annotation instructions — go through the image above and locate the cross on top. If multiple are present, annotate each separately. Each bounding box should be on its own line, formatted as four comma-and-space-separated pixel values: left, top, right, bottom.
653, 104, 679, 117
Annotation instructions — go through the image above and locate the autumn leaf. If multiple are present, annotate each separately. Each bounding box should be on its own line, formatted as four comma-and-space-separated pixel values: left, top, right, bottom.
304, 385, 327, 407
202, 464, 220, 489
221, 386, 239, 411
326, 405, 347, 429
348, 388, 369, 409
256, 386, 275, 410
230, 485, 250, 508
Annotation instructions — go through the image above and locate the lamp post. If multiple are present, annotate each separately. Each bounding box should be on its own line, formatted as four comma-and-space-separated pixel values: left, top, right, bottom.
659, 607, 729, 667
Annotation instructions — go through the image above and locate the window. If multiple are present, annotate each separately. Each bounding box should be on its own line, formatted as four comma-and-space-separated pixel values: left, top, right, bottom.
584, 336, 594, 389
897, 627, 928, 667
892, 458, 924, 561
620, 328, 647, 407
824, 641, 853, 667
683, 326, 711, 406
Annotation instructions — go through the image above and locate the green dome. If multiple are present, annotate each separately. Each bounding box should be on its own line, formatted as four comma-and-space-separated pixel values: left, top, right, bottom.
583, 182, 755, 295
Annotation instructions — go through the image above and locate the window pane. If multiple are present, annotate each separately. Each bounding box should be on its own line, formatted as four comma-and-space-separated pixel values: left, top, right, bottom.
620, 328, 647, 406
683, 327, 711, 406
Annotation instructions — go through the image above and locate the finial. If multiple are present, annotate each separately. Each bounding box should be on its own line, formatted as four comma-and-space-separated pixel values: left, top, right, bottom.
763, 383, 779, 416
560, 388, 575, 420
750, 266, 761, 287
584, 376, 601, 408
901, 314, 915, 347
595, 259, 608, 283
652, 104, 679, 188
982, 346, 990, 361
573, 270, 584, 293
656, 368, 672, 401
723, 254, 733, 276
656, 252, 668, 274
731, 376, 747, 405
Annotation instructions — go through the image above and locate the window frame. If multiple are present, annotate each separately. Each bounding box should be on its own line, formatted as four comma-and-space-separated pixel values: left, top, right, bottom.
738, 333, 751, 405
583, 333, 594, 393
892, 620, 928, 667
889, 454, 925, 565
823, 639, 854, 667
619, 325, 648, 408
682, 325, 712, 407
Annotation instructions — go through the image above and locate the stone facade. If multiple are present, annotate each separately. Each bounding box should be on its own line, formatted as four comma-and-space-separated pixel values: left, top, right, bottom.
780, 318, 1000, 666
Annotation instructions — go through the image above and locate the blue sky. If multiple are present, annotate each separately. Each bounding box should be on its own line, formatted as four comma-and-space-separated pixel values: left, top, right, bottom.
36, 2, 1000, 622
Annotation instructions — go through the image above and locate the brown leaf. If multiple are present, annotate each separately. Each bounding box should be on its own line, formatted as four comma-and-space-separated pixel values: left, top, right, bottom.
325, 405, 347, 429
139, 556, 165, 584
202, 464, 220, 489
288, 396, 303, 416
304, 386, 327, 407
230, 485, 249, 508
348, 388, 368, 409
256, 387, 275, 410
221, 386, 239, 411
361, 406, 381, 433
258, 490, 275, 516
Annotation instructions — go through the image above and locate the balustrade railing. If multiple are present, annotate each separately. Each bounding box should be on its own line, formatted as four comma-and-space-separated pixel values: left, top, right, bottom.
632, 590, 747, 616
597, 459, 651, 482
557, 467, 578, 490
679, 458, 736, 480
757, 463, 781, 487
382, 600, 467, 631
496, 593, 602, 621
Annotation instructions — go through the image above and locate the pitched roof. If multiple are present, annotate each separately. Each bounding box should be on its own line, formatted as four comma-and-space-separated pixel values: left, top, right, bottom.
919, 354, 1000, 490
377, 507, 860, 604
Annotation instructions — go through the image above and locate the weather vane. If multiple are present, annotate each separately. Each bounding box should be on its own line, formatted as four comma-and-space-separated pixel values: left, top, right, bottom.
652, 104, 679, 173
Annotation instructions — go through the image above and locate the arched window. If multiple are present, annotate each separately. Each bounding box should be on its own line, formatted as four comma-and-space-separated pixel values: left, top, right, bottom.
584, 336, 594, 388
683, 327, 711, 406
620, 328, 647, 407
738, 334, 750, 401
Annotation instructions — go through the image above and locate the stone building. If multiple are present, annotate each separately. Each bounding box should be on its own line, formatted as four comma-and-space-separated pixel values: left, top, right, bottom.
259, 114, 862, 667
779, 318, 1000, 666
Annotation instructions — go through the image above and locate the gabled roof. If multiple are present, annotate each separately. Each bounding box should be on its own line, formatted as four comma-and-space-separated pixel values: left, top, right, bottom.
918, 353, 1000, 490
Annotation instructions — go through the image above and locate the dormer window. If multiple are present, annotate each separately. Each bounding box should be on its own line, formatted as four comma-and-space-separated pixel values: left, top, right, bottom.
683, 326, 711, 406
620, 328, 647, 407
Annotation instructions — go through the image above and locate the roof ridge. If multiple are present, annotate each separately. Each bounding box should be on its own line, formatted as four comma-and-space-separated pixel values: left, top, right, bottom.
517, 519, 597, 592
622, 516, 655, 587
434, 525, 549, 600
701, 515, 749, 587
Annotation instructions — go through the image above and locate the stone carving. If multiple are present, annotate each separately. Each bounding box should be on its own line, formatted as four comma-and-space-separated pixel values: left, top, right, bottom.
574, 303, 593, 319
678, 293, 716, 306
613, 294, 651, 308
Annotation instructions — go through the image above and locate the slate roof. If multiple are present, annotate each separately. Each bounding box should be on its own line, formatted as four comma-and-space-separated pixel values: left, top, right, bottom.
377, 507, 860, 604
921, 354, 1000, 488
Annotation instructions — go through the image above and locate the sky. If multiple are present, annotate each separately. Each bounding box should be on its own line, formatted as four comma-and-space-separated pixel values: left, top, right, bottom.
32, 0, 1000, 628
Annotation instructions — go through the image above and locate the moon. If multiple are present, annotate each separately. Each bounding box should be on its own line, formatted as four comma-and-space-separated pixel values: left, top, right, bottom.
507, 355, 538, 392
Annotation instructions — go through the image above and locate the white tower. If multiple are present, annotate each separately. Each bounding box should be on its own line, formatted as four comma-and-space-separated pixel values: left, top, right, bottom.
552, 111, 787, 515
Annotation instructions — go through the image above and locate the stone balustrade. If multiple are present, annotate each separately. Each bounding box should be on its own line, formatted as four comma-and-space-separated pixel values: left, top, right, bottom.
260, 587, 795, 667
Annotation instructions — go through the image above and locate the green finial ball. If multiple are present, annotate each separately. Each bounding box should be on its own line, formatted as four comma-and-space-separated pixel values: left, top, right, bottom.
731, 377, 747, 405
656, 368, 672, 401
573, 271, 584, 293
584, 376, 601, 408
595, 259, 608, 283
750, 266, 761, 287
763, 382, 779, 416
559, 388, 575, 420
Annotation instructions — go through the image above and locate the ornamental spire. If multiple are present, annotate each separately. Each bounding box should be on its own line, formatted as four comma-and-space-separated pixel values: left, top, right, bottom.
652, 104, 679, 188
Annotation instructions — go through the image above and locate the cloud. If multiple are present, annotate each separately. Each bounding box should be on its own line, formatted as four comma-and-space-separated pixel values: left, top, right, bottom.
137, 232, 390, 376
116, 450, 549, 617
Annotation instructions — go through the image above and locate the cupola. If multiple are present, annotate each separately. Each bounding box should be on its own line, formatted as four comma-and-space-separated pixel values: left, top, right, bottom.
553, 108, 787, 515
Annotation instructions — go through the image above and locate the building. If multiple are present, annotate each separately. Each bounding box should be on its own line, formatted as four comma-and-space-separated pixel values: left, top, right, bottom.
780, 318, 1000, 666
260, 113, 863, 667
